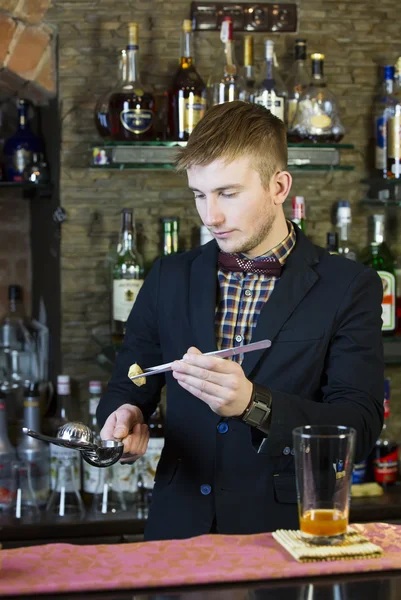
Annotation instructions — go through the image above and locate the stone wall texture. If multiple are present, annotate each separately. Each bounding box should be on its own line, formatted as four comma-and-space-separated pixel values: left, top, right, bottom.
4, 0, 401, 436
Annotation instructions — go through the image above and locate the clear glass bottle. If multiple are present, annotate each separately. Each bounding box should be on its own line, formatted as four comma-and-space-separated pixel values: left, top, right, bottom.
254, 40, 286, 122
108, 23, 156, 141
43, 375, 82, 491
200, 225, 214, 246
374, 65, 396, 178
336, 201, 358, 261
82, 380, 102, 506
0, 349, 24, 445
386, 60, 401, 179
207, 16, 245, 106
286, 39, 310, 128
242, 34, 256, 102
161, 217, 179, 256
0, 391, 17, 511
360, 214, 396, 335
168, 19, 206, 140
291, 196, 306, 233
136, 405, 164, 508
112, 209, 145, 345
3, 99, 44, 182
288, 53, 345, 143
16, 381, 50, 507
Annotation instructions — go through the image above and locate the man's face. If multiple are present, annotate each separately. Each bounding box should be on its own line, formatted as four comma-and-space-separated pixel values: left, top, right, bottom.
188, 156, 278, 257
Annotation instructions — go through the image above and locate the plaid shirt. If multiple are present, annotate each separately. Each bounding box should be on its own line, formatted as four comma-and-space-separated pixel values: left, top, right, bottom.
215, 221, 297, 363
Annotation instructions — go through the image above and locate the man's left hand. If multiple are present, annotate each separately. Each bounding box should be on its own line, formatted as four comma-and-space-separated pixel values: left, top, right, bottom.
171, 347, 253, 417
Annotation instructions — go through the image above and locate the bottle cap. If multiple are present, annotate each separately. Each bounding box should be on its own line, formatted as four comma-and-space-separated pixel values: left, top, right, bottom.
8, 285, 22, 301
89, 381, 102, 394
311, 53, 325, 61
24, 381, 40, 398
183, 19, 192, 33
337, 201, 351, 224
384, 65, 395, 81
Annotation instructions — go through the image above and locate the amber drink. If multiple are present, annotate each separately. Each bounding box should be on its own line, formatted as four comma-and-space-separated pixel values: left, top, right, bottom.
293, 425, 356, 545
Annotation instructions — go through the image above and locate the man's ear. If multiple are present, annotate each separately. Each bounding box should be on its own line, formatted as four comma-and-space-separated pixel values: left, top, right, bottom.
270, 170, 292, 206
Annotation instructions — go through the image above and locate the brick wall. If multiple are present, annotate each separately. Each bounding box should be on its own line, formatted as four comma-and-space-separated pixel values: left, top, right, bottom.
39, 0, 401, 437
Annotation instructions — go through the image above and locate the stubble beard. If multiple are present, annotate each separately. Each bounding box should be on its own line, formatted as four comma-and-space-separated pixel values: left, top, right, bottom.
228, 212, 276, 256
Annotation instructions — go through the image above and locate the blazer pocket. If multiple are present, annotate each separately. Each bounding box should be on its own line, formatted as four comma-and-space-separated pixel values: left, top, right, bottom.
274, 328, 325, 343
154, 458, 181, 488
273, 473, 298, 504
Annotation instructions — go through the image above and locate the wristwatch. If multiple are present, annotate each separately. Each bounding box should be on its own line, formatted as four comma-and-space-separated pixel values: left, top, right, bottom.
240, 383, 272, 435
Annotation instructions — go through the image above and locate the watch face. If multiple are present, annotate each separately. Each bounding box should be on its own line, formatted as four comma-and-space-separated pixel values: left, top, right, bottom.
249, 405, 267, 422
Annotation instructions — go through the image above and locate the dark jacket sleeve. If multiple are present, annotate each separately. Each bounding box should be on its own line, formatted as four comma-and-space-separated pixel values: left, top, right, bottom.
97, 259, 165, 429
264, 268, 384, 463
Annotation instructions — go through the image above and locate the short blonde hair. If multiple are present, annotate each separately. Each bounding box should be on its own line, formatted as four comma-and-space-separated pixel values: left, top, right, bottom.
175, 101, 287, 187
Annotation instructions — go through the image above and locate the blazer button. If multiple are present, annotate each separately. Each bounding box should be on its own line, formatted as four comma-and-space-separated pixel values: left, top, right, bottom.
200, 484, 212, 495
291, 448, 295, 456
283, 446, 291, 455
217, 422, 229, 434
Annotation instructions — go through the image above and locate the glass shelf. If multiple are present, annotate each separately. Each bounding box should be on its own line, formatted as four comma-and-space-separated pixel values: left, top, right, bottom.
90, 141, 354, 172
360, 198, 401, 208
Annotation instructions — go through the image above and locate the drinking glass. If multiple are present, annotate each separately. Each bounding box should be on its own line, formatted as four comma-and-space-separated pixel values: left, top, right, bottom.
6, 460, 40, 522
91, 465, 127, 515
293, 425, 356, 545
46, 458, 85, 520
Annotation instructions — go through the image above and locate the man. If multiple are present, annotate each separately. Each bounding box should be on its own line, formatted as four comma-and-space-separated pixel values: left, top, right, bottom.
97, 101, 384, 541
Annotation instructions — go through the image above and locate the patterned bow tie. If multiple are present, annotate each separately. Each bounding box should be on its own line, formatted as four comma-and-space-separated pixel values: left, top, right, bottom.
218, 252, 282, 276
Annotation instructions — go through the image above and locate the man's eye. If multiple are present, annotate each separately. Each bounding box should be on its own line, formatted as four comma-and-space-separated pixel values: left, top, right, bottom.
194, 194, 204, 200
222, 192, 237, 198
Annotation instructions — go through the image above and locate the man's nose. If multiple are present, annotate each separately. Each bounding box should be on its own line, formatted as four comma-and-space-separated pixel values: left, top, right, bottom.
203, 198, 224, 227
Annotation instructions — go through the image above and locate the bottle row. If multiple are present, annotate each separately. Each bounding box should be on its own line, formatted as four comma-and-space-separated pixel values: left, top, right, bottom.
0, 375, 165, 522
94, 20, 345, 144
374, 59, 401, 180
0, 99, 50, 184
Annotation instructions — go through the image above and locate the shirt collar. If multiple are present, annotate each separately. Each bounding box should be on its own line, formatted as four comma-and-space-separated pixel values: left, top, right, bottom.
237, 220, 296, 266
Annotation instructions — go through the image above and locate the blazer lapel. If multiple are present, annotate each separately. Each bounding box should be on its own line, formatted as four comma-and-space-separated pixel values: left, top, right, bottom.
242, 229, 322, 378
189, 240, 219, 353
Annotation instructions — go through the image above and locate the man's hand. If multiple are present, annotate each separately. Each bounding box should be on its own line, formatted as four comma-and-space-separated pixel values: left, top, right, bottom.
100, 403, 150, 463
171, 347, 253, 417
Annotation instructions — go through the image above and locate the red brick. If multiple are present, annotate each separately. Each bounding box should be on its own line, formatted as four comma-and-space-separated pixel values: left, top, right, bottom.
7, 23, 51, 80
0, 13, 17, 64
14, 0, 52, 25
34, 44, 56, 94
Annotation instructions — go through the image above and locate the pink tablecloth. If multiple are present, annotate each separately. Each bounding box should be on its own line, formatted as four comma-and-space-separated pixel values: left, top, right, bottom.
1, 522, 401, 597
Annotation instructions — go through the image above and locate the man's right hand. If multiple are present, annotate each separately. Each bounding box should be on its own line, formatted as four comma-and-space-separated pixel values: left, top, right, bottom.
100, 403, 150, 464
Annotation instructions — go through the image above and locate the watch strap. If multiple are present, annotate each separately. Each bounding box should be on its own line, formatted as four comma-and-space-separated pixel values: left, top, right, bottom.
240, 383, 272, 435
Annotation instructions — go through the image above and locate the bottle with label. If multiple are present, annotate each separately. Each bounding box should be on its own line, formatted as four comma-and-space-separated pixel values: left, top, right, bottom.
43, 375, 82, 491
336, 201, 358, 261
386, 59, 401, 179
17, 382, 50, 507
3, 99, 44, 182
82, 381, 102, 506
326, 232, 339, 254
161, 218, 179, 256
108, 23, 156, 141
168, 19, 206, 141
360, 214, 396, 335
288, 53, 345, 143
373, 378, 399, 487
0, 390, 17, 510
374, 65, 396, 178
254, 40, 286, 123
94, 49, 127, 139
242, 35, 256, 102
285, 39, 309, 128
136, 406, 165, 508
112, 209, 145, 345
207, 17, 245, 106
291, 196, 306, 233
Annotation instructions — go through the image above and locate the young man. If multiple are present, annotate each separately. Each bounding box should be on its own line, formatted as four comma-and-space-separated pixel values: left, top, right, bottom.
97, 101, 384, 541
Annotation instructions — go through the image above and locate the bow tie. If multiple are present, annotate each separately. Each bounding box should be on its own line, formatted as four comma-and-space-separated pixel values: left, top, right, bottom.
218, 252, 282, 276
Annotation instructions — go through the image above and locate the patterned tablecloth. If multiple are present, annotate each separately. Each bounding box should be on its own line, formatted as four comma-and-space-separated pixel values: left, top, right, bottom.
1, 522, 401, 597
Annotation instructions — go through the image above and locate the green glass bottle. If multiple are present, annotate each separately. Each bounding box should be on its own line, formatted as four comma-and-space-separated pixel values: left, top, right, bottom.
161, 217, 179, 256
360, 214, 396, 335
112, 209, 145, 345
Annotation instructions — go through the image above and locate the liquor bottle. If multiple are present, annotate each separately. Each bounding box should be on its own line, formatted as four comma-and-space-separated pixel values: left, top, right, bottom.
386, 61, 401, 179
112, 209, 145, 345
374, 65, 396, 178
288, 53, 345, 143
360, 214, 396, 335
3, 99, 44, 182
136, 405, 165, 508
161, 218, 179, 256
243, 34, 256, 102
326, 232, 339, 254
43, 375, 82, 492
0, 390, 17, 510
207, 17, 245, 106
373, 378, 399, 487
254, 40, 286, 122
336, 201, 358, 261
285, 39, 310, 128
169, 19, 206, 141
108, 23, 156, 141
17, 382, 50, 506
94, 49, 127, 139
0, 349, 24, 445
82, 381, 102, 506
291, 196, 306, 233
